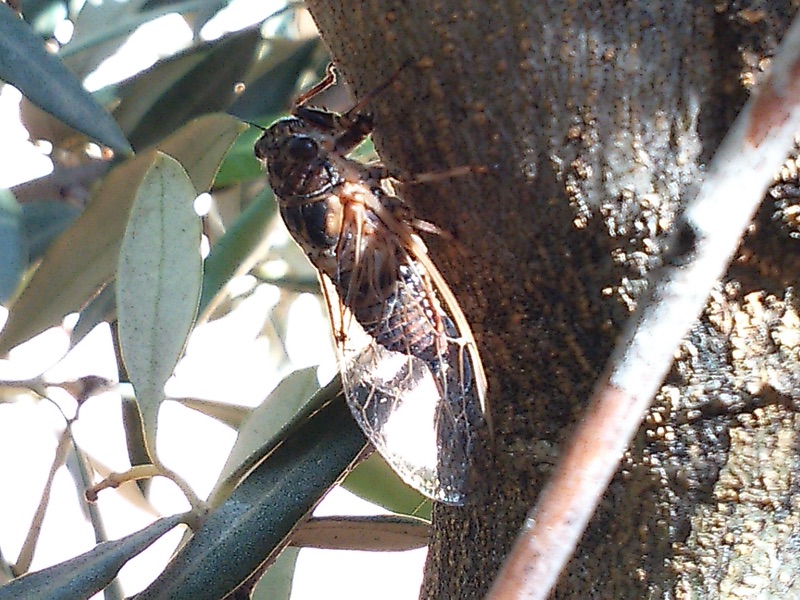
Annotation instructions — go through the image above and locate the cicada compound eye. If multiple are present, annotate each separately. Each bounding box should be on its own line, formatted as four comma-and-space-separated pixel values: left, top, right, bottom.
286, 136, 319, 161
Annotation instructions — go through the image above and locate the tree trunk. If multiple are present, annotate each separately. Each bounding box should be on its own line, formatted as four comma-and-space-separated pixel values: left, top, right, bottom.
304, 1, 800, 598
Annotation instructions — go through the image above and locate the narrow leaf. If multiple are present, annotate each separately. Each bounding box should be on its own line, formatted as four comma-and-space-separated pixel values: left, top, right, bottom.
0, 114, 243, 355
21, 0, 68, 39
15, 428, 71, 574
0, 547, 11, 585
291, 515, 429, 551
69, 283, 115, 349
60, 0, 150, 77
207, 367, 322, 507
0, 3, 131, 154
250, 547, 299, 600
160, 114, 247, 192
211, 124, 270, 188
227, 37, 319, 121
199, 185, 276, 315
0, 190, 24, 303
342, 453, 432, 520
172, 397, 252, 430
117, 152, 202, 455
64, 437, 126, 600
0, 514, 185, 600
60, 0, 224, 74
122, 394, 151, 495
0, 153, 151, 355
21, 200, 80, 261
136, 392, 367, 600
115, 29, 262, 150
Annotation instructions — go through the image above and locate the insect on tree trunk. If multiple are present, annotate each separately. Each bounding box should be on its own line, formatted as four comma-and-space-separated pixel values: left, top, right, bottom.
304, 1, 800, 598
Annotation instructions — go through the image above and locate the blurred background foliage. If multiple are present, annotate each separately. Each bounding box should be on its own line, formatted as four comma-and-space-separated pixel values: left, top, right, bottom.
0, 1, 432, 598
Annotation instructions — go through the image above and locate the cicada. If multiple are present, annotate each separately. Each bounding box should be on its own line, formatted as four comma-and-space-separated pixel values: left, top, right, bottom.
254, 64, 489, 505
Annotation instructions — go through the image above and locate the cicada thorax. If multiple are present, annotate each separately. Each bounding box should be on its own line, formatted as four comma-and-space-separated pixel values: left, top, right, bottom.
279, 180, 448, 368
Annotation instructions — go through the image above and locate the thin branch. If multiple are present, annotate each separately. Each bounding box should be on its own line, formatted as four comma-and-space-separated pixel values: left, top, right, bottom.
68, 431, 125, 600
86, 463, 208, 518
13, 426, 72, 575
0, 377, 48, 401
486, 12, 800, 600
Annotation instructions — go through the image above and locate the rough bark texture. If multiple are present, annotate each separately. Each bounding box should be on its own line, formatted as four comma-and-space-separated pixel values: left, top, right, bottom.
303, 1, 800, 598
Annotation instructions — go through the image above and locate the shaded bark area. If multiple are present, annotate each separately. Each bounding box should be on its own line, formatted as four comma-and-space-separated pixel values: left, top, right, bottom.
304, 1, 800, 598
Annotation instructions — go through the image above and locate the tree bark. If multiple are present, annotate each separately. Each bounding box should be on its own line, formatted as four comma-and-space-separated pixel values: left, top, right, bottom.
303, 1, 800, 598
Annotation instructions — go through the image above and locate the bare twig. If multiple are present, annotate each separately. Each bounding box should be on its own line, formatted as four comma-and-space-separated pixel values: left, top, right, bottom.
86, 462, 208, 517
13, 427, 72, 575
486, 12, 800, 600
67, 432, 125, 600
0, 377, 47, 401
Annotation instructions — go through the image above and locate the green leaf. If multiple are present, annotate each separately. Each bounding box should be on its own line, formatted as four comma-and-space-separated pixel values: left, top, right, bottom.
0, 3, 131, 154
122, 394, 151, 495
61, 0, 151, 77
60, 0, 225, 76
0, 154, 150, 355
251, 547, 299, 600
0, 114, 244, 356
136, 392, 366, 600
342, 453, 432, 521
0, 514, 185, 600
161, 114, 247, 192
0, 190, 24, 303
227, 37, 319, 121
21, 200, 80, 261
20, 0, 67, 38
69, 283, 115, 349
211, 124, 269, 188
172, 396, 252, 430
117, 152, 202, 456
199, 185, 276, 315
0, 548, 12, 585
112, 29, 263, 150
207, 367, 321, 507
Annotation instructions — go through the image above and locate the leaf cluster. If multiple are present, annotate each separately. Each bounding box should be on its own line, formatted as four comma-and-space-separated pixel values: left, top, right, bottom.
0, 3, 429, 598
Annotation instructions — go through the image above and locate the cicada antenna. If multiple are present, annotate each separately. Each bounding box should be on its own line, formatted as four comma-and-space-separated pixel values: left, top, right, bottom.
343, 59, 415, 121
243, 120, 267, 131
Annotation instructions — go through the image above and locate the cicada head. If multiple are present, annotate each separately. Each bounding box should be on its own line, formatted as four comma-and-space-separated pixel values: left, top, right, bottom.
254, 117, 343, 202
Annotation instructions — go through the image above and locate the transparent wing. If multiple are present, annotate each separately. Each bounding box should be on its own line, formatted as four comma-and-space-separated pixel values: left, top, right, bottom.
321, 272, 487, 506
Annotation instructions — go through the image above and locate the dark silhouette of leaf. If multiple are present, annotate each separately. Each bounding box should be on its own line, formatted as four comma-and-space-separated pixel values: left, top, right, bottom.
112, 29, 263, 149
0, 514, 185, 600
0, 3, 131, 153
0, 190, 24, 303
228, 37, 320, 121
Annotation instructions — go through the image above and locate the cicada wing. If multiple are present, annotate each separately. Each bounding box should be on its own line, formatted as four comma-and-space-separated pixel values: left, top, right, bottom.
334, 311, 485, 506
319, 274, 446, 498
318, 253, 486, 505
